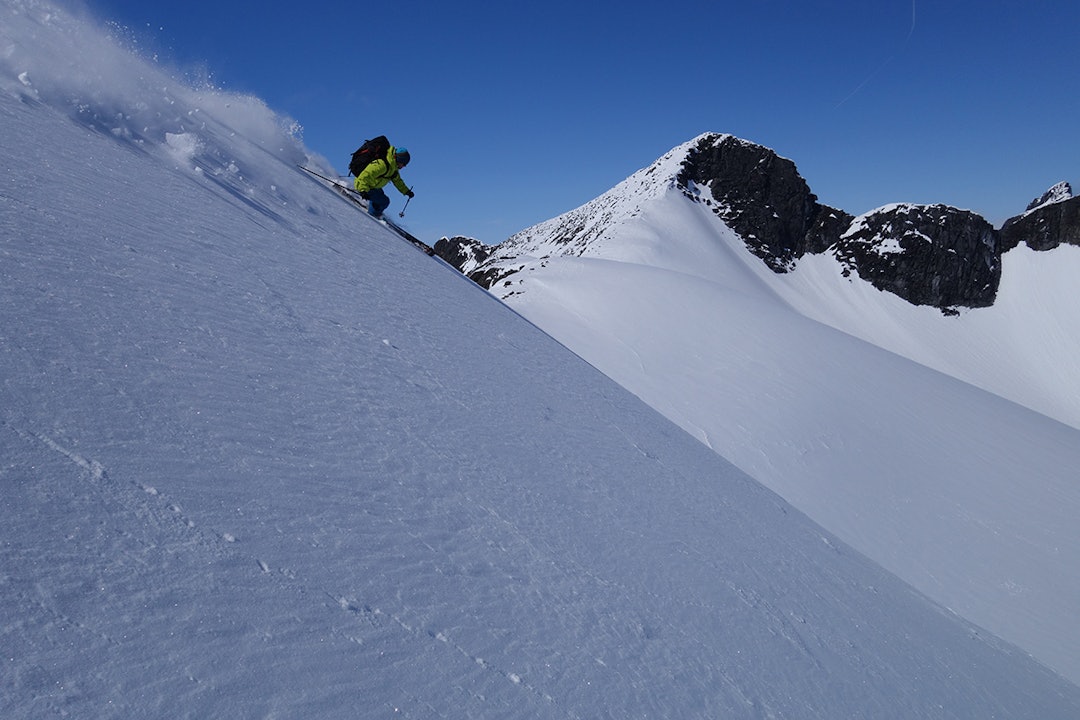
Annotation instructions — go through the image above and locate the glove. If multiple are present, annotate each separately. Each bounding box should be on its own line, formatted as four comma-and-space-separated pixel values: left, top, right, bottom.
406, 190, 415, 198
358, 190, 370, 200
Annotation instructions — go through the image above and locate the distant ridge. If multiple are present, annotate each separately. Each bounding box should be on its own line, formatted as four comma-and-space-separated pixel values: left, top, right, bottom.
437, 132, 1079, 313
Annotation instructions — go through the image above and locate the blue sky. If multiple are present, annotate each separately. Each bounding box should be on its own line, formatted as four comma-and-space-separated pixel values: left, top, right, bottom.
76, 0, 1079, 244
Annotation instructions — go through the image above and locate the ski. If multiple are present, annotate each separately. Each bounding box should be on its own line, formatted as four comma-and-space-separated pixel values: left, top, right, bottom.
297, 165, 435, 256
375, 216, 435, 256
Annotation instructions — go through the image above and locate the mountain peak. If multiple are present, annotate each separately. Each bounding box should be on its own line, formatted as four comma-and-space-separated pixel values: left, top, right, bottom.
1001, 181, 1080, 251
439, 132, 843, 286
675, 133, 850, 272
1026, 181, 1073, 212
471, 136, 700, 266
437, 134, 1080, 313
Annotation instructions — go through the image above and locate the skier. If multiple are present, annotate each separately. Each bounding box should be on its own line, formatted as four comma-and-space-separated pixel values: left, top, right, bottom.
353, 142, 414, 219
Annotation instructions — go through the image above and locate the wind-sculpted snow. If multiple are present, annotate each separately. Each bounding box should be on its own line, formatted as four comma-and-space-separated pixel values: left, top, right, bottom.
4, 1, 1080, 717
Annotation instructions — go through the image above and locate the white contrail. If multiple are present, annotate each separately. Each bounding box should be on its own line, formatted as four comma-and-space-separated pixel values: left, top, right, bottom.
836, 0, 916, 109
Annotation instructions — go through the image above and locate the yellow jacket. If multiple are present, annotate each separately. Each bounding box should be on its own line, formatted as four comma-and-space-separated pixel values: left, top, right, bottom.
354, 146, 411, 195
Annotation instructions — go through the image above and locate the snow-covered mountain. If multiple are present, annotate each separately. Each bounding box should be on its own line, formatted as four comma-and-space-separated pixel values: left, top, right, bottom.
4, 1, 1080, 717
438, 134, 1080, 687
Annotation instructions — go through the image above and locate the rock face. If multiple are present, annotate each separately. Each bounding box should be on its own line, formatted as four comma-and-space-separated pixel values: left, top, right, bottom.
432, 235, 524, 289
835, 204, 1000, 310
434, 133, 1080, 312
673, 134, 1001, 309
1000, 182, 1080, 252
675, 134, 849, 271
432, 235, 490, 274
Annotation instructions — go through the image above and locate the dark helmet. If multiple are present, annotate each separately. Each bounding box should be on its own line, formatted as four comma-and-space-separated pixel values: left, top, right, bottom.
395, 147, 411, 167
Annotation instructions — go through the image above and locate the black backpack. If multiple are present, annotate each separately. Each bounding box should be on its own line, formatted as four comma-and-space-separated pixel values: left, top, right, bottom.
349, 135, 390, 177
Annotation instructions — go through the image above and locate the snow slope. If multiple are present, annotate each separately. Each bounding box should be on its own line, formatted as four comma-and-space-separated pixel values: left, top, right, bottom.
484, 142, 1080, 687
3, 2, 1080, 717
776, 219, 1080, 432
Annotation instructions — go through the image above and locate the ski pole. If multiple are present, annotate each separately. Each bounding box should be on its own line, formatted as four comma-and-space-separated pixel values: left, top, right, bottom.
297, 165, 359, 195
399, 188, 414, 218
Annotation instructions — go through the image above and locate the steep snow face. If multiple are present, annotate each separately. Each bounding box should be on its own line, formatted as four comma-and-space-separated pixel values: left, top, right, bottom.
7, 2, 1080, 718
491, 144, 1080, 686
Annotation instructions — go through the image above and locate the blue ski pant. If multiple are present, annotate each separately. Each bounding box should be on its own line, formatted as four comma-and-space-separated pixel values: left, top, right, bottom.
366, 188, 390, 217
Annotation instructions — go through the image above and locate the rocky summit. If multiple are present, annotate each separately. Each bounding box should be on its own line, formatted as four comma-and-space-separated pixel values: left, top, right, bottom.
675, 134, 851, 272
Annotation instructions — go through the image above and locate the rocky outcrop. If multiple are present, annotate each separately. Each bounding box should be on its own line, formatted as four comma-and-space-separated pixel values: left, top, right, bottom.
433, 236, 490, 274
835, 205, 1000, 310
676, 134, 850, 271
674, 135, 1003, 310
432, 236, 522, 289
1000, 183, 1080, 252
677, 135, 1076, 311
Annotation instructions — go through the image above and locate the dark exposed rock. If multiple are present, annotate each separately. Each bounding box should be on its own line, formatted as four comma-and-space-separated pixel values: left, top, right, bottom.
468, 265, 518, 290
433, 235, 489, 272
806, 204, 855, 257
432, 236, 518, 289
676, 134, 848, 271
835, 204, 1000, 310
1000, 187, 1080, 252
674, 136, 1080, 311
